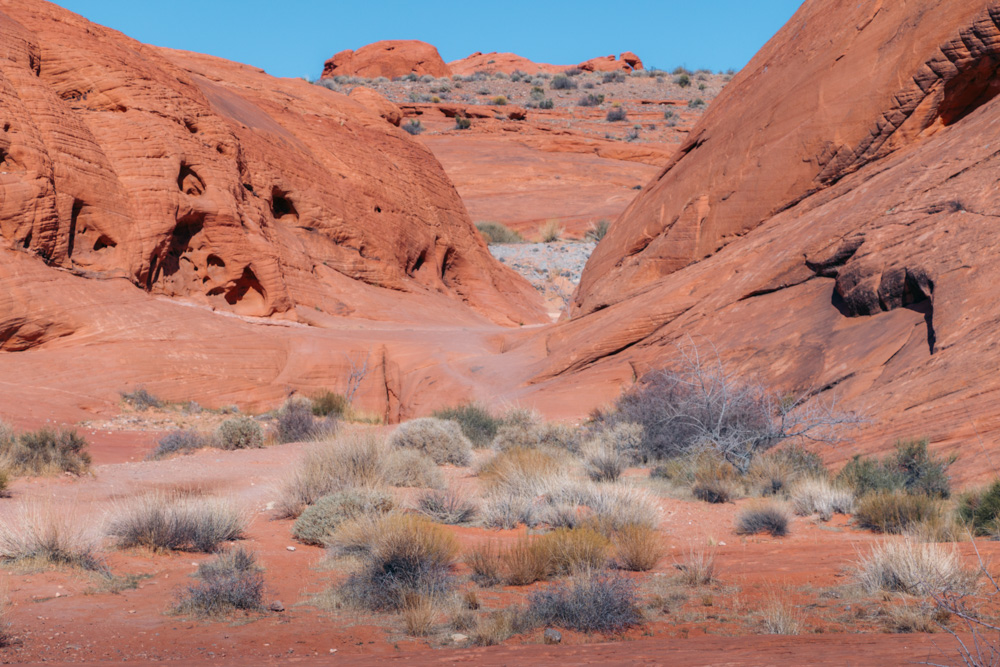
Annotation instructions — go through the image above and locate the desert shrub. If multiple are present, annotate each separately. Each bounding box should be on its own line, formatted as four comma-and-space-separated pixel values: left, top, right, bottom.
585, 219, 610, 242
311, 390, 348, 417
417, 489, 477, 524
477, 446, 566, 495
747, 445, 828, 497
121, 387, 162, 410
606, 105, 628, 122
760, 594, 800, 634
385, 449, 444, 489
958, 479, 1000, 536
528, 570, 641, 633
836, 439, 953, 498
674, 74, 691, 87
276, 431, 389, 518
0, 428, 91, 476
538, 98, 555, 109
401, 595, 438, 636
855, 538, 971, 596
578, 93, 605, 107
500, 535, 552, 586
475, 221, 524, 245
0, 470, 8, 498
491, 412, 581, 452
612, 523, 664, 571
854, 490, 942, 534
465, 540, 504, 586
688, 98, 706, 109
472, 607, 536, 646
491, 96, 508, 105
603, 71, 625, 83
402, 119, 424, 135
735, 502, 790, 537
790, 478, 854, 520
148, 430, 207, 460
454, 117, 472, 130
539, 526, 610, 574
431, 403, 501, 447
215, 417, 264, 451
583, 422, 644, 472
625, 127, 640, 142
691, 456, 741, 504
292, 488, 395, 546
602, 351, 857, 472
389, 418, 472, 466
584, 446, 625, 482
107, 494, 248, 552
675, 547, 717, 585
0, 503, 103, 570
479, 489, 542, 529
175, 546, 264, 616
577, 484, 661, 531
338, 514, 458, 610
539, 220, 562, 243
550, 74, 577, 90
276, 399, 319, 443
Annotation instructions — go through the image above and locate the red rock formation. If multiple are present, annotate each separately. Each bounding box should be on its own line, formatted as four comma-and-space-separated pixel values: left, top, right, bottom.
348, 86, 402, 126
539, 0, 1000, 482
322, 40, 450, 80
578, 53, 644, 73
0, 1, 543, 329
448, 52, 563, 76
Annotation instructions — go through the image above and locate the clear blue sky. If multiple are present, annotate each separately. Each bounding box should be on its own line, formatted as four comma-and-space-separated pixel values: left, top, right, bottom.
51, 1, 804, 79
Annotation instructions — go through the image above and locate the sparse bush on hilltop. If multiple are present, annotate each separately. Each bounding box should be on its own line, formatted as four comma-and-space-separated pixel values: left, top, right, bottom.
603, 71, 626, 83
121, 387, 162, 411
0, 426, 91, 476
538, 98, 555, 109
688, 98, 706, 109
550, 74, 577, 90
674, 73, 691, 88
578, 93, 605, 107
215, 417, 264, 451
389, 417, 472, 466
606, 105, 628, 122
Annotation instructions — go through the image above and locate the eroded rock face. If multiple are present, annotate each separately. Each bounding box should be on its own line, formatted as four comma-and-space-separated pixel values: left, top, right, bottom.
575, 0, 997, 316
322, 41, 450, 80
0, 2, 543, 328
448, 51, 645, 76
578, 53, 644, 73
536, 0, 1000, 481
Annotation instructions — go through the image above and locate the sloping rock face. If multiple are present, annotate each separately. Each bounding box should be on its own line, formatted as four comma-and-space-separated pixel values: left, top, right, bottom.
449, 52, 563, 76
537, 0, 1000, 481
578, 53, 644, 73
0, 1, 543, 329
322, 41, 450, 79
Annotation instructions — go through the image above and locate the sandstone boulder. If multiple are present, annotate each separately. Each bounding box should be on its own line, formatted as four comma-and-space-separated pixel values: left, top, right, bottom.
322, 40, 450, 80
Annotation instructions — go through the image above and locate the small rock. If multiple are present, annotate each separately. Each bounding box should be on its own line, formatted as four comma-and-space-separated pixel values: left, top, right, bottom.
286, 546, 296, 552
450, 633, 468, 644
269, 601, 285, 612
543, 628, 562, 645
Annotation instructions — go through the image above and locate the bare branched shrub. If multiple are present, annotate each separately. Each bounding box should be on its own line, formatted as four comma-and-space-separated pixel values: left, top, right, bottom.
292, 488, 395, 546
175, 546, 265, 617
735, 502, 790, 537
601, 341, 862, 472
389, 418, 472, 466
0, 502, 103, 571
790, 478, 854, 520
417, 489, 477, 525
276, 398, 321, 443
107, 494, 249, 553
528, 570, 642, 634
276, 432, 388, 518
385, 449, 444, 489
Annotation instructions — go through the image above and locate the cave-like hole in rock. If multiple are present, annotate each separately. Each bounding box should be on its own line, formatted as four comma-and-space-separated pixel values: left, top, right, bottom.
178, 164, 205, 196
154, 214, 205, 283
938, 55, 1000, 126
271, 188, 298, 221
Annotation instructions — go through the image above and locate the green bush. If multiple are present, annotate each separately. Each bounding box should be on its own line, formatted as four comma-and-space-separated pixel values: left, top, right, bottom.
836, 440, 953, 498
455, 117, 472, 130
389, 418, 472, 466
215, 418, 264, 451
854, 490, 942, 534
958, 480, 1000, 536
292, 488, 395, 546
432, 403, 502, 446
475, 222, 524, 245
0, 428, 91, 476
674, 74, 691, 88
311, 390, 348, 417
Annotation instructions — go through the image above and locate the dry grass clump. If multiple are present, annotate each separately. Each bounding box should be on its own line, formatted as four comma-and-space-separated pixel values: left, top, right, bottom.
855, 538, 973, 596
790, 478, 854, 520
337, 514, 459, 610
479, 489, 542, 530
215, 417, 264, 450
854, 490, 942, 534
528, 570, 642, 634
389, 418, 472, 466
0, 503, 103, 571
491, 412, 580, 452
499, 535, 553, 586
107, 494, 248, 553
541, 526, 611, 574
417, 489, 477, 525
582, 438, 626, 483
0, 426, 91, 476
471, 607, 535, 646
539, 220, 563, 243
276, 431, 389, 518
174, 546, 264, 617
475, 222, 525, 246
746, 445, 828, 497
577, 484, 661, 531
612, 523, 664, 572
465, 541, 505, 586
401, 595, 440, 636
292, 488, 395, 546
674, 547, 717, 586
759, 593, 801, 635
478, 446, 566, 495
881, 599, 942, 633
385, 449, 444, 489
735, 502, 790, 537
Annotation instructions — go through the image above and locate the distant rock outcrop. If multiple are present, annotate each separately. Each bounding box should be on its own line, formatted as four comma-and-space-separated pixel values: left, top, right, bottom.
578, 53, 644, 72
322, 40, 450, 79
449, 50, 645, 76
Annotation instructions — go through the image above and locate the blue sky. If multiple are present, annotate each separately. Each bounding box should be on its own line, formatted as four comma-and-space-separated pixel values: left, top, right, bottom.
52, 1, 804, 79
